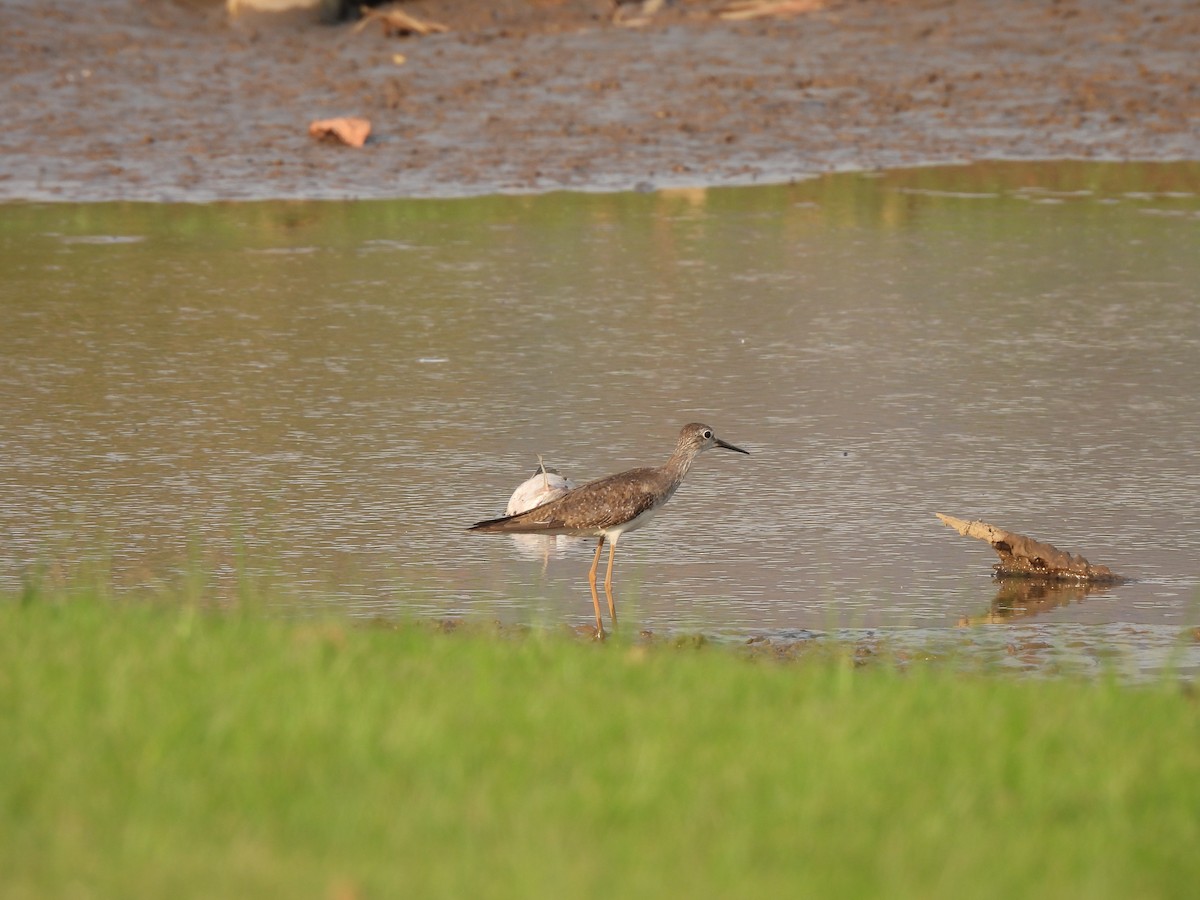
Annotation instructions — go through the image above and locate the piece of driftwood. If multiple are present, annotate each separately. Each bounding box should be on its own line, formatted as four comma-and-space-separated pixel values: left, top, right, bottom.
936, 513, 1127, 582
613, 0, 664, 28
716, 0, 826, 21
308, 117, 371, 147
352, 4, 448, 37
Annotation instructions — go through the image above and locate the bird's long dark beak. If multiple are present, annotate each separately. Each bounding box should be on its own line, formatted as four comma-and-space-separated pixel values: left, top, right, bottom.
716, 437, 749, 455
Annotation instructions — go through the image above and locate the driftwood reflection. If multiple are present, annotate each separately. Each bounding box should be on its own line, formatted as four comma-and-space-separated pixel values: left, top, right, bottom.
958, 578, 1116, 626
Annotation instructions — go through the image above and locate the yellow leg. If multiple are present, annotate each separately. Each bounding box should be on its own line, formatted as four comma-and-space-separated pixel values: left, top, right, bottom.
604, 538, 618, 628
588, 537, 606, 638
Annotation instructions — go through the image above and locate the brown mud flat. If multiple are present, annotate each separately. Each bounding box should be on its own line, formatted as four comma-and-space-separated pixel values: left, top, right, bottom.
1, 0, 1197, 202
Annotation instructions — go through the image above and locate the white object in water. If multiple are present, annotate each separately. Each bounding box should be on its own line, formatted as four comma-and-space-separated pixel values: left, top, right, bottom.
506, 463, 576, 515
504, 461, 579, 564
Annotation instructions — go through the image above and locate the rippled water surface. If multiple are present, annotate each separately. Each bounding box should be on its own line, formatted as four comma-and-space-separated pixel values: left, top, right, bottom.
3, 162, 1198, 669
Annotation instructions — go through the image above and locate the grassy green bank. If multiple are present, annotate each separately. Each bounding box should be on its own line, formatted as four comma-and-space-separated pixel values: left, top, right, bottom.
2, 597, 1198, 899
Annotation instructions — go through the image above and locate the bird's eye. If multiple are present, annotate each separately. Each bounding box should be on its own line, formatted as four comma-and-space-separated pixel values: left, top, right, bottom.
703, 429, 712, 439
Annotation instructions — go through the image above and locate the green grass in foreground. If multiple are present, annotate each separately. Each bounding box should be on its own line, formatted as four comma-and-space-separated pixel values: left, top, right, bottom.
1, 596, 1198, 899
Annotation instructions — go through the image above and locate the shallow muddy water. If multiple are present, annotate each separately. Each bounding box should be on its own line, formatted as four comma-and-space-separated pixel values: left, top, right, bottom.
2, 162, 1199, 671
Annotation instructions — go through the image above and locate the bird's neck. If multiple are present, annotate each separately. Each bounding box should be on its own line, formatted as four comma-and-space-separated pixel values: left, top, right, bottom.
662, 446, 699, 488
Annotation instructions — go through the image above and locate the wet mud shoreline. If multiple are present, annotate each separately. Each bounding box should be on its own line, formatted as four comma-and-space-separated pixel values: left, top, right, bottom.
1, 0, 1197, 202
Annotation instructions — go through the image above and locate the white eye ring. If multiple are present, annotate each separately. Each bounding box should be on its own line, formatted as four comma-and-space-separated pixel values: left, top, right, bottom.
702, 429, 713, 439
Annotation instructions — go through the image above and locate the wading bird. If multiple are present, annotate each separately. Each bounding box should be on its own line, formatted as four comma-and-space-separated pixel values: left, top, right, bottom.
469, 423, 749, 636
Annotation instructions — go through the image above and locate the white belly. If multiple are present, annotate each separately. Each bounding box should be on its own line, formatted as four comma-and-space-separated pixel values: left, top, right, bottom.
603, 505, 659, 542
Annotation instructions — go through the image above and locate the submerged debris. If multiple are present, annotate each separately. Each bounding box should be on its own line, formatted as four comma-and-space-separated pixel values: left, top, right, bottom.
937, 513, 1127, 582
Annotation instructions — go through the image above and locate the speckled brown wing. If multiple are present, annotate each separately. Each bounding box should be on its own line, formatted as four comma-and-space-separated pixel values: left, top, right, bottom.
551, 472, 663, 531
469, 467, 665, 535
